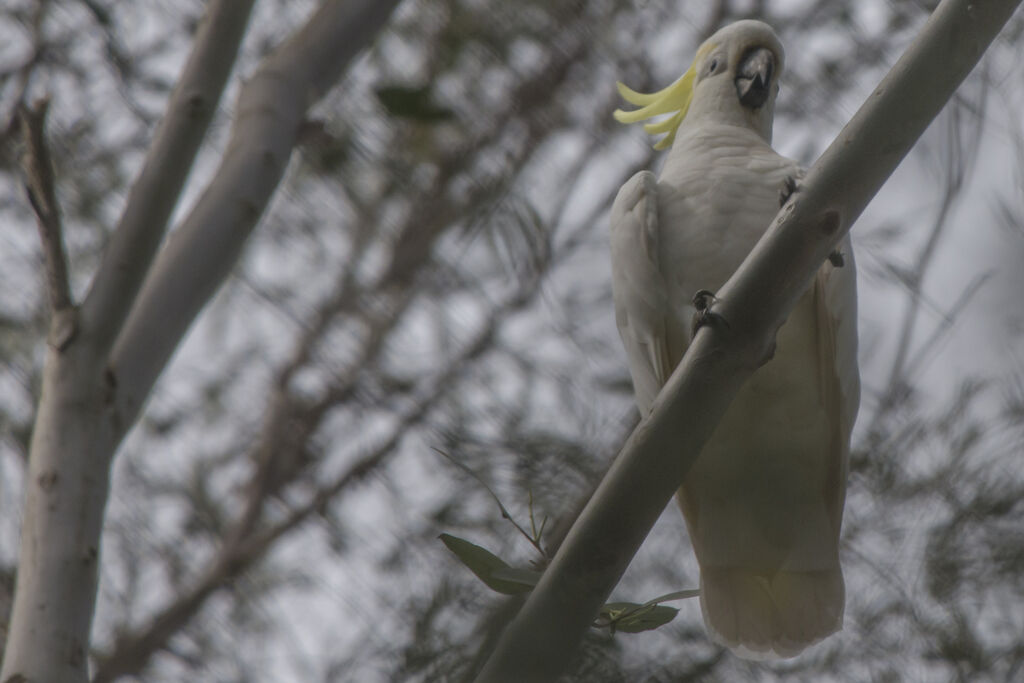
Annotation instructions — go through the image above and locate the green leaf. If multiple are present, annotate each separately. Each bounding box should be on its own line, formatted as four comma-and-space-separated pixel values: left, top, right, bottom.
595, 589, 697, 633
614, 604, 679, 633
439, 534, 535, 595
491, 566, 541, 588
597, 602, 679, 633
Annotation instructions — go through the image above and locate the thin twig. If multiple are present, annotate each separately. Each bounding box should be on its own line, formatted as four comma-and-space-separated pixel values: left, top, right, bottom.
435, 448, 548, 559
19, 98, 73, 313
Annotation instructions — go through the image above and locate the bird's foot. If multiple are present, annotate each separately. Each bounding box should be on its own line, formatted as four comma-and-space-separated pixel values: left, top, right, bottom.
828, 250, 845, 267
779, 174, 801, 207
691, 289, 727, 338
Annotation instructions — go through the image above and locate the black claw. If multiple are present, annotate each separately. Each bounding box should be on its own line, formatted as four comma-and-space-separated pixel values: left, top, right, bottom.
691, 289, 726, 337
692, 289, 717, 311
828, 250, 845, 267
779, 175, 800, 207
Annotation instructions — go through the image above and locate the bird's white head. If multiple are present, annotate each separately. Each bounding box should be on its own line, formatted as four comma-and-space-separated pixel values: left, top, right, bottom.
614, 20, 785, 149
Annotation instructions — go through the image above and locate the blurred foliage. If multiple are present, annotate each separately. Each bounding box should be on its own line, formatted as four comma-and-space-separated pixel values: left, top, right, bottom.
375, 84, 455, 122
1, 0, 1023, 681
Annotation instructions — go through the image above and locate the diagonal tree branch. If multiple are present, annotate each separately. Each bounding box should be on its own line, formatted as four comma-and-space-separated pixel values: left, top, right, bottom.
80, 0, 256, 357
19, 98, 72, 316
108, 0, 402, 435
474, 0, 1022, 680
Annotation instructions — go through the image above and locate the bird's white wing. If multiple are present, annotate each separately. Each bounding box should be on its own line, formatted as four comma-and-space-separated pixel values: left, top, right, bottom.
826, 235, 861, 437
814, 234, 861, 527
610, 171, 676, 416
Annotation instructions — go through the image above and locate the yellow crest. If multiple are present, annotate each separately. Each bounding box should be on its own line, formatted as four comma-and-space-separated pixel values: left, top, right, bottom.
614, 42, 717, 151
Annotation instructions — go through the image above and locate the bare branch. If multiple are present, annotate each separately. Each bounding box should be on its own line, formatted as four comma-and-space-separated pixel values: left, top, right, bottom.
436, 448, 549, 559
474, 1, 1022, 680
18, 98, 72, 316
80, 0, 256, 357
108, 0, 403, 434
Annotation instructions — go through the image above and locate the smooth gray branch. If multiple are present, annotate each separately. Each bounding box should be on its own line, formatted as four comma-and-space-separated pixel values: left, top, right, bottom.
80, 0, 256, 357
108, 0, 402, 434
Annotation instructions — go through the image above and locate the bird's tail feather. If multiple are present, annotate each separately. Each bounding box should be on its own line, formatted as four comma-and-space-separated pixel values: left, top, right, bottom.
699, 567, 844, 660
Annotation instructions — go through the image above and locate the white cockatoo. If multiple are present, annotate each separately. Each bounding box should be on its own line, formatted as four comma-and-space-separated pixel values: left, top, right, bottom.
609, 20, 859, 658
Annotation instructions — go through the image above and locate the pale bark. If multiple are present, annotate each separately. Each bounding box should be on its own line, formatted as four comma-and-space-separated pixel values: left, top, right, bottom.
1, 1, 400, 681
109, 0, 401, 432
474, 0, 1023, 680
80, 1, 257, 358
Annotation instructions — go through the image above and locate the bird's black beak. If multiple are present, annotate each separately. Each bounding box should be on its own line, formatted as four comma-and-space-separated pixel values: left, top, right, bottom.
735, 46, 775, 109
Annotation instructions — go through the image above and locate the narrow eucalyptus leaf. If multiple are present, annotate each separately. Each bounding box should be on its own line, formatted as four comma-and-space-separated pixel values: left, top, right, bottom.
439, 534, 533, 595
614, 605, 679, 633
491, 566, 541, 588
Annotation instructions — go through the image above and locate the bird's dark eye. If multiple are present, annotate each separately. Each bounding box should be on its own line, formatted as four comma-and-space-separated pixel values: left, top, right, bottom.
707, 58, 719, 74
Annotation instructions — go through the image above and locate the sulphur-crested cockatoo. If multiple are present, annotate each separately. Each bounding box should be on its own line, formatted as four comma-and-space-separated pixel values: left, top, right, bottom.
610, 20, 859, 658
